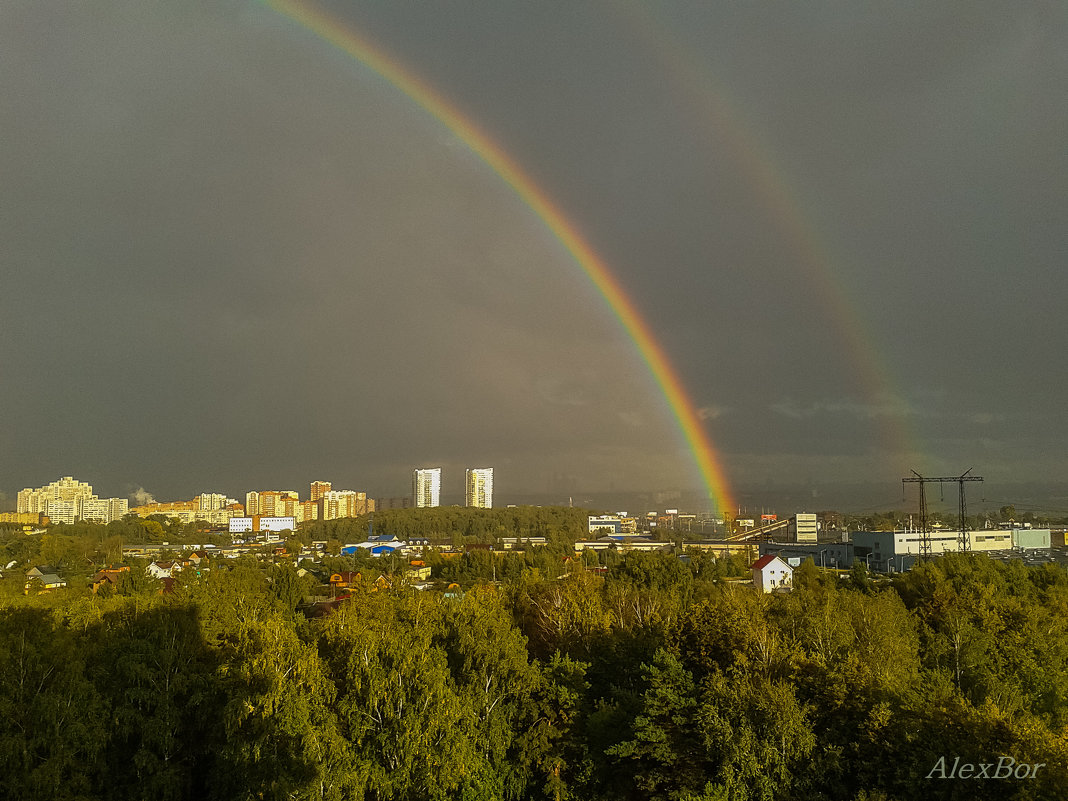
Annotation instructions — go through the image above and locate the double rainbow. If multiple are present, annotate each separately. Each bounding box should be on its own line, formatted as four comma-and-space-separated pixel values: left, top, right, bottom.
612, 2, 922, 466
264, 0, 735, 513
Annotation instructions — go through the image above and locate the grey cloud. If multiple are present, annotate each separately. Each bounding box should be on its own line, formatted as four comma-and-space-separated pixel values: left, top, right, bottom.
769, 396, 918, 421
2, 1, 1065, 509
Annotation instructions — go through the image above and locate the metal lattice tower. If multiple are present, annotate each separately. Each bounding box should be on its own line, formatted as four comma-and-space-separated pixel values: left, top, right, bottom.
902, 469, 984, 558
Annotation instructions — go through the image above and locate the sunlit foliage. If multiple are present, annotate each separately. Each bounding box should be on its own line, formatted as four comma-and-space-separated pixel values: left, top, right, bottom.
0, 547, 1065, 800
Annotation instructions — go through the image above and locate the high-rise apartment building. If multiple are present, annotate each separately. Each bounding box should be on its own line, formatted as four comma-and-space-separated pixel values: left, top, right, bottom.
413, 468, 441, 508
18, 476, 94, 515
17, 477, 127, 524
245, 490, 298, 517
279, 494, 303, 521
47, 500, 79, 525
321, 490, 373, 520
196, 493, 231, 511
86, 496, 129, 524
310, 481, 332, 502
466, 468, 493, 508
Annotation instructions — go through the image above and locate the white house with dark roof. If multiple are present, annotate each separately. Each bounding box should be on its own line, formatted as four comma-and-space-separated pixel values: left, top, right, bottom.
751, 554, 793, 593
146, 560, 182, 579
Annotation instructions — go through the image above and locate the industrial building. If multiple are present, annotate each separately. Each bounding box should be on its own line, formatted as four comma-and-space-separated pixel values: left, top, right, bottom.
757, 527, 1055, 573
852, 528, 1053, 573
758, 541, 853, 570
790, 513, 818, 542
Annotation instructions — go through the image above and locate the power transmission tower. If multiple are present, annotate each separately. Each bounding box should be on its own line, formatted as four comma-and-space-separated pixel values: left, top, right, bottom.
902, 469, 984, 558
952, 469, 983, 552
902, 471, 932, 559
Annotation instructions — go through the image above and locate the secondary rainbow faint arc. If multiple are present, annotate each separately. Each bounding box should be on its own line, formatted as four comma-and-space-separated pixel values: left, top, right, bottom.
612, 0, 925, 466
264, 0, 736, 512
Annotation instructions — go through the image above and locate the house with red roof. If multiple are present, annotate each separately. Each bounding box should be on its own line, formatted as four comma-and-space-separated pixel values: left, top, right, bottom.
751, 554, 793, 593
92, 565, 130, 593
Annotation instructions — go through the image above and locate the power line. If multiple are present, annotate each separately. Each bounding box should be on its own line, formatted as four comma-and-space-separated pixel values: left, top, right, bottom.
902, 469, 984, 557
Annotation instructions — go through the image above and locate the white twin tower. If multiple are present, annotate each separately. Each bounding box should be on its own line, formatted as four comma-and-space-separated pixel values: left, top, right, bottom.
413, 467, 493, 508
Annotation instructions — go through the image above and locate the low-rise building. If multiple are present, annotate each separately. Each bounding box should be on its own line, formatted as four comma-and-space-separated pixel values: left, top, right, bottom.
499, 537, 547, 549
408, 564, 432, 581
0, 512, 49, 525
342, 538, 406, 557
228, 516, 297, 534
147, 561, 182, 579
589, 515, 623, 534
92, 566, 130, 593
1011, 528, 1052, 549
758, 541, 853, 569
573, 536, 671, 553
850, 527, 1046, 572
25, 565, 67, 593
751, 554, 793, 593
329, 571, 361, 592
25, 573, 66, 593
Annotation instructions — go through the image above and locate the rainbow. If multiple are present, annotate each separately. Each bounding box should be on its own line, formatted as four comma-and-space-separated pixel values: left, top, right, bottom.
263, 0, 736, 512
612, 1, 925, 466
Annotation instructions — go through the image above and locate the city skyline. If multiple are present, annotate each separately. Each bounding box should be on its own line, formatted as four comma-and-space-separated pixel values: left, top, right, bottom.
2, 3, 1065, 508
10, 468, 1065, 525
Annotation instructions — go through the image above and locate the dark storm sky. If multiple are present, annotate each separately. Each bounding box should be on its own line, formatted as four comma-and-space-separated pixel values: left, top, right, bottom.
2, 1, 1065, 509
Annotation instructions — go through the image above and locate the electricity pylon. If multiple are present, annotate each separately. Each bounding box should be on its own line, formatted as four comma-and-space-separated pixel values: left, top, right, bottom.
902, 469, 984, 558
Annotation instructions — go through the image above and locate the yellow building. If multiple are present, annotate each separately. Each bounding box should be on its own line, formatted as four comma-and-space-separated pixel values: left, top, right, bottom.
322, 490, 374, 520
466, 468, 494, 508
245, 490, 299, 517
0, 512, 48, 526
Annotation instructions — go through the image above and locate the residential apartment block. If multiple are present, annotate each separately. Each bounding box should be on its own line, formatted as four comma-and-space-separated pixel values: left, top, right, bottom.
245, 484, 373, 523
245, 490, 299, 517
17, 477, 128, 524
466, 468, 493, 508
321, 490, 374, 520
130, 494, 241, 526
413, 468, 441, 508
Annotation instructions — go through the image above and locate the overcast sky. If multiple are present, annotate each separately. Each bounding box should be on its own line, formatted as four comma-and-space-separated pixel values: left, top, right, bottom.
2, 1, 1065, 511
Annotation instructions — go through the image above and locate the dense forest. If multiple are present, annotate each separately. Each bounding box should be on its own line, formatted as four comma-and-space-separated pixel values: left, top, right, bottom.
0, 505, 596, 556
1, 533, 1066, 799
303, 506, 595, 546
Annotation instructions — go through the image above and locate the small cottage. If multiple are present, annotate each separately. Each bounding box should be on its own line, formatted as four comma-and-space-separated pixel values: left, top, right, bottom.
750, 554, 794, 593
